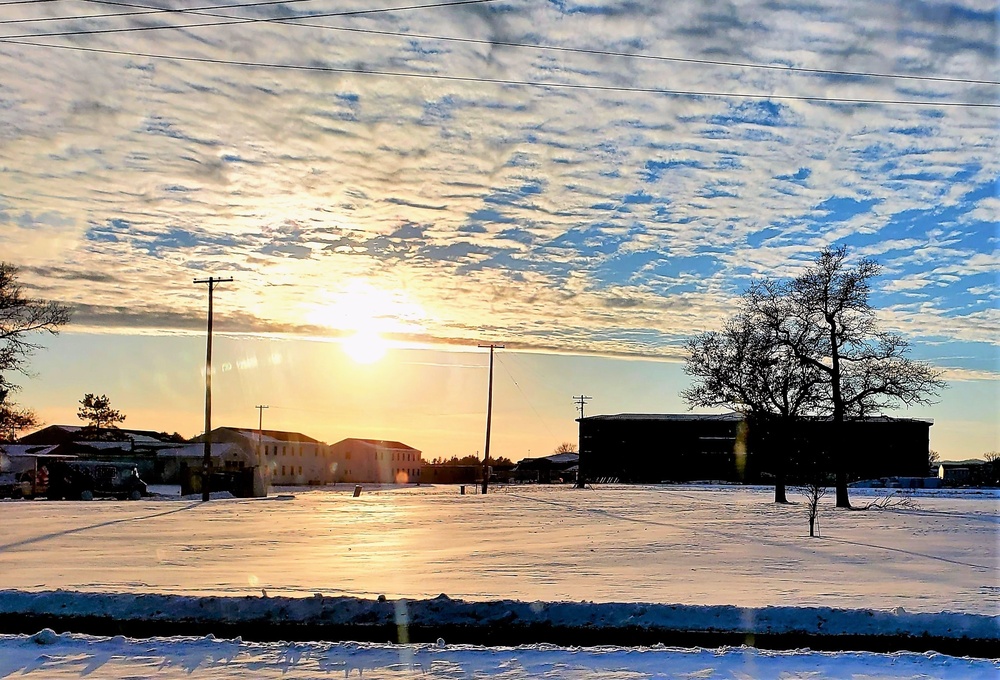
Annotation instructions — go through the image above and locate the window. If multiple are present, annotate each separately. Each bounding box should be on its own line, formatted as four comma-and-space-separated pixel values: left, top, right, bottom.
281, 466, 286, 475
346, 451, 351, 460
298, 466, 302, 475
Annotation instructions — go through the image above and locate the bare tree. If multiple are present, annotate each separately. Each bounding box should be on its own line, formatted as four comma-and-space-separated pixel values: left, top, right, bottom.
799, 479, 828, 538
554, 442, 578, 454
0, 387, 39, 441
747, 247, 945, 508
683, 311, 824, 503
77, 393, 126, 430
0, 263, 70, 439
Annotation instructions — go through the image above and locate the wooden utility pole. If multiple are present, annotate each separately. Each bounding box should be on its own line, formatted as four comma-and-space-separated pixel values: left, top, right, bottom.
255, 404, 269, 462
478, 343, 504, 494
574, 395, 591, 489
194, 275, 232, 502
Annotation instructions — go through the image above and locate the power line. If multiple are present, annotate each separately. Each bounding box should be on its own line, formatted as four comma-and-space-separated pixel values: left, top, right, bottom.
0, 0, 332, 25
4, 37, 997, 109
495, 353, 559, 442
0, 0, 503, 36
5, 0, 996, 88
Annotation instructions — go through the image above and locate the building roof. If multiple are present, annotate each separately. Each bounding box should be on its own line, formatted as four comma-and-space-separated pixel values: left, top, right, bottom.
157, 442, 254, 461
581, 413, 743, 422
18, 425, 184, 445
516, 452, 579, 470
333, 438, 419, 451
194, 427, 325, 445
580, 413, 933, 424
0, 444, 60, 457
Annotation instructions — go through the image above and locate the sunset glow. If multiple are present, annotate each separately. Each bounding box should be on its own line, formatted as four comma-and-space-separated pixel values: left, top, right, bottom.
341, 330, 389, 365
0, 0, 995, 460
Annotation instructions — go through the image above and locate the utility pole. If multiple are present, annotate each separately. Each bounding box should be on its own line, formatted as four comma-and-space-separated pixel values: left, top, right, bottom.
255, 404, 269, 463
573, 394, 591, 489
478, 343, 504, 495
194, 275, 233, 502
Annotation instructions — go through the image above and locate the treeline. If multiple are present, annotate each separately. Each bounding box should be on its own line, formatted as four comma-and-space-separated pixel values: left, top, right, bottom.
426, 455, 515, 467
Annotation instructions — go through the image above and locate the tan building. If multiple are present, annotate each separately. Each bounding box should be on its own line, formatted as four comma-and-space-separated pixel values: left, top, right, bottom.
193, 427, 332, 487
329, 438, 422, 484
253, 429, 332, 486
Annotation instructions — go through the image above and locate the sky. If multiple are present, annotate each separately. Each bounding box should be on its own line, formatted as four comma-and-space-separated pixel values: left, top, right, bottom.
0, 0, 997, 461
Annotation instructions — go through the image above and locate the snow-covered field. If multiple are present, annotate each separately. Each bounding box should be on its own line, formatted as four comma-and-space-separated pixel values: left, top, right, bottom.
1, 484, 995, 614
1, 631, 998, 679
1, 484, 997, 677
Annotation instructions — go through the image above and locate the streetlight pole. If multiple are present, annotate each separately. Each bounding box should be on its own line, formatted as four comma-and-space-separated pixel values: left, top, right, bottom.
194, 275, 232, 502
478, 343, 504, 494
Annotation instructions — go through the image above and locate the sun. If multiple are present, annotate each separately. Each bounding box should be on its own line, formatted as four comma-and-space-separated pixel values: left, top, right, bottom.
341, 330, 388, 364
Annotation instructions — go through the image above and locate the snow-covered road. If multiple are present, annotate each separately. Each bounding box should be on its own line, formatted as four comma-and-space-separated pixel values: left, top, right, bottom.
1, 485, 995, 615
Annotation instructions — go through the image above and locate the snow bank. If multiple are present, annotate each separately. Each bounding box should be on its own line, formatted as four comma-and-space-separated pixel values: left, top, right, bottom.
3, 631, 998, 679
0, 590, 995, 642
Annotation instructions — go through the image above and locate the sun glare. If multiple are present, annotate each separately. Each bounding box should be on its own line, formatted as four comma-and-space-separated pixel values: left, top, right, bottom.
342, 330, 388, 364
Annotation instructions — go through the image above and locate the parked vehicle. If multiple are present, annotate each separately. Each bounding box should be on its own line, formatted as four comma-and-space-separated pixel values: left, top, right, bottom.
0, 472, 24, 499
46, 461, 147, 501
0, 470, 39, 499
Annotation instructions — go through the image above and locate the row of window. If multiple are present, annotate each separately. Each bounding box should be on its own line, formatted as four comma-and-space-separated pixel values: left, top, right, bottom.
375, 451, 419, 462
261, 446, 420, 464
263, 445, 327, 457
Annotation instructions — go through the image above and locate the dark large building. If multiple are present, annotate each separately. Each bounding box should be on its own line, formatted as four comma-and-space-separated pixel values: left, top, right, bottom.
578, 413, 932, 484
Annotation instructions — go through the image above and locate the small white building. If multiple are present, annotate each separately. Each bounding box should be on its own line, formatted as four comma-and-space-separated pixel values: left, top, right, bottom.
329, 438, 423, 484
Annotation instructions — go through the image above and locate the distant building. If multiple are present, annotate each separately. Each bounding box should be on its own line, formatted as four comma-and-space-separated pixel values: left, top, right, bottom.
578, 413, 932, 484
191, 427, 331, 486
937, 460, 988, 485
329, 438, 422, 484
16, 425, 185, 481
514, 452, 579, 483
18, 425, 184, 451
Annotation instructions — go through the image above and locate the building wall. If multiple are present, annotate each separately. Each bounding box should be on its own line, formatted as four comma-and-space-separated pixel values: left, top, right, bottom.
329, 440, 423, 484
579, 416, 930, 484
259, 440, 332, 486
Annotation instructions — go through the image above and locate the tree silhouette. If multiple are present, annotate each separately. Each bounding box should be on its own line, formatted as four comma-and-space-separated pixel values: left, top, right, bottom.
683, 311, 824, 503
0, 262, 70, 439
553, 442, 578, 454
77, 393, 126, 430
747, 246, 945, 508
0, 387, 38, 441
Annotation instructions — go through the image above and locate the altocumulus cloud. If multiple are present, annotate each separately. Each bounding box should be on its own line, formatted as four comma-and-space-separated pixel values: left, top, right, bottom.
0, 0, 995, 374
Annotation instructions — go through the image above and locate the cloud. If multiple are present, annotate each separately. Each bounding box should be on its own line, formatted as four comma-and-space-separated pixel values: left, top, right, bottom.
0, 0, 996, 372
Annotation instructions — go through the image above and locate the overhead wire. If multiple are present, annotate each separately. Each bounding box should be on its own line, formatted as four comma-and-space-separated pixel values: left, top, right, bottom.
495, 352, 561, 443
0, 0, 335, 25
0, 0, 503, 36
2, 37, 996, 108
0, 0, 1000, 85
1, 0, 996, 87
